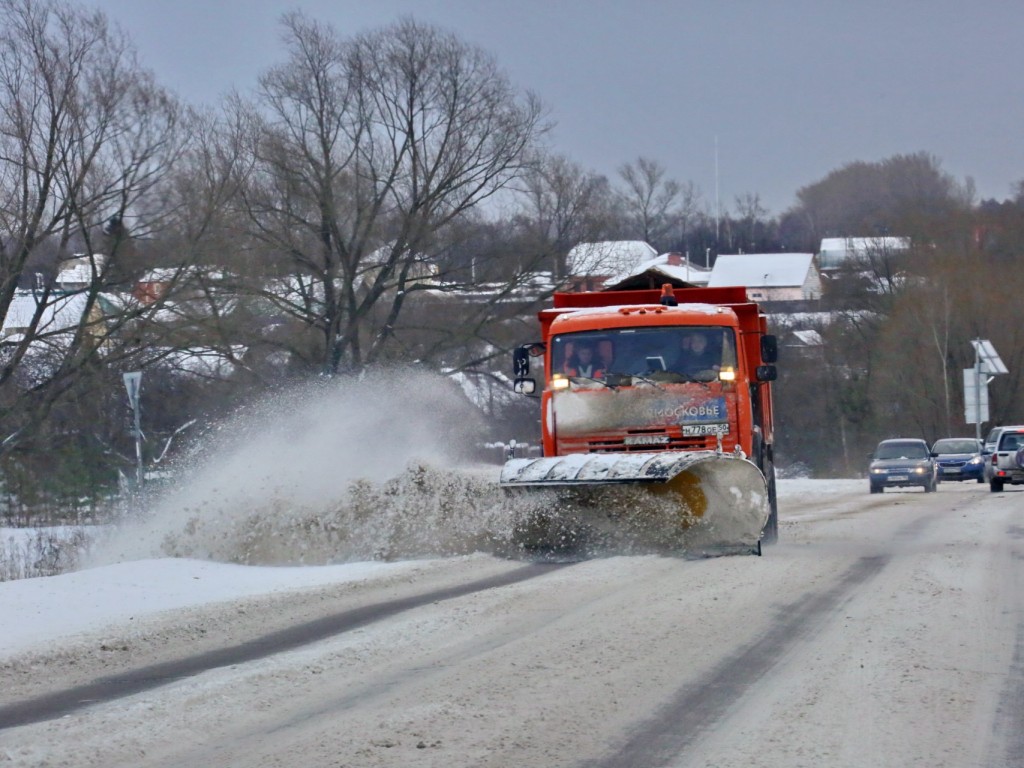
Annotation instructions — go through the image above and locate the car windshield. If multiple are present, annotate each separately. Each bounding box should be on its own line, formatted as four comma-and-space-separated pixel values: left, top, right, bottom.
931, 439, 978, 454
875, 443, 928, 460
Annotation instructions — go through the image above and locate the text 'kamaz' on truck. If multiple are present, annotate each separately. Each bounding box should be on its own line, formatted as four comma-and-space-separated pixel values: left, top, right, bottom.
503, 283, 779, 555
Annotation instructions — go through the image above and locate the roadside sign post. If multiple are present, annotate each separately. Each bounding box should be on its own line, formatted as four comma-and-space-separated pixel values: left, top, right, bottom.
966, 340, 1008, 442
122, 371, 143, 488
963, 370, 988, 427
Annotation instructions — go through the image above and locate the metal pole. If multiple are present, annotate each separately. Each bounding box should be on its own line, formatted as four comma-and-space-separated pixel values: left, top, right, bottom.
134, 403, 143, 487
974, 339, 982, 444
123, 372, 143, 491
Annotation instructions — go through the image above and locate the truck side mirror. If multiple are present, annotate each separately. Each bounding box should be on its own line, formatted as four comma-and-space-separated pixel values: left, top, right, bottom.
761, 335, 778, 364
513, 347, 531, 377
756, 364, 777, 382
513, 342, 545, 377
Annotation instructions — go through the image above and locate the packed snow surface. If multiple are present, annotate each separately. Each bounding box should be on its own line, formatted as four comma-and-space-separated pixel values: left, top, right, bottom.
1, 372, 1021, 766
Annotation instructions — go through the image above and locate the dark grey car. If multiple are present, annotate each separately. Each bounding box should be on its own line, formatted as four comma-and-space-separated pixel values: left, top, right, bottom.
869, 438, 938, 493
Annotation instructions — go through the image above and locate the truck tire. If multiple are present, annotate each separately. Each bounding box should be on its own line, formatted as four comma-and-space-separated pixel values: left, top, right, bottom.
991, 478, 1005, 493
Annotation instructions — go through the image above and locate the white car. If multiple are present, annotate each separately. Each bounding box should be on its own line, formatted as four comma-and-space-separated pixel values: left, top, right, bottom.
982, 425, 1024, 483
989, 427, 1024, 492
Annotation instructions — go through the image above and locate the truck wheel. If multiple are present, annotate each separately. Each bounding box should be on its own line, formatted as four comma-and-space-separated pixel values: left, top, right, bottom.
991, 479, 1005, 493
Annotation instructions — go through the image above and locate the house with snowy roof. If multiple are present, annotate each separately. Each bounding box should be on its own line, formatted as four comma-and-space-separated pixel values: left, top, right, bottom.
0, 255, 112, 342
1, 291, 92, 342
564, 241, 657, 291
707, 253, 821, 303
55, 253, 106, 290
818, 237, 909, 271
605, 252, 712, 290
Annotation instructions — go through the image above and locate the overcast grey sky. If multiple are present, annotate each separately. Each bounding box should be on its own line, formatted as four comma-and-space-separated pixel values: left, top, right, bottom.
84, 0, 1024, 216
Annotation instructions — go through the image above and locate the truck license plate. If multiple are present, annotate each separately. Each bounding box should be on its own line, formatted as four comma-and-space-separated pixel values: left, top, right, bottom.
682, 423, 729, 436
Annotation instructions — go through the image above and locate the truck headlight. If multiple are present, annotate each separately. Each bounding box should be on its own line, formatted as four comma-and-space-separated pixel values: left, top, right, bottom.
718, 366, 736, 382
551, 376, 570, 391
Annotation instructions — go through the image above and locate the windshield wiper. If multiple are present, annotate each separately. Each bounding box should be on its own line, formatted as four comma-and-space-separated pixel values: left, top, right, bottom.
623, 372, 666, 390
569, 374, 616, 390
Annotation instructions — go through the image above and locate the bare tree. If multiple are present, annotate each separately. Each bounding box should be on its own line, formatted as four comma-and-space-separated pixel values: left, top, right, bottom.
515, 152, 613, 279
793, 152, 965, 244
675, 180, 704, 251
617, 156, 681, 249
0, 0, 190, 454
734, 192, 769, 252
1013, 179, 1024, 205
229, 13, 545, 375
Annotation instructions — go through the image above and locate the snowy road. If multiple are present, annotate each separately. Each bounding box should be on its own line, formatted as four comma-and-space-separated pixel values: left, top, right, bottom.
2, 479, 1023, 767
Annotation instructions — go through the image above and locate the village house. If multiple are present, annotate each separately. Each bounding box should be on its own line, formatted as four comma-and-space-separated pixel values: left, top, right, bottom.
605, 252, 712, 290
707, 253, 822, 303
564, 241, 657, 291
817, 236, 910, 271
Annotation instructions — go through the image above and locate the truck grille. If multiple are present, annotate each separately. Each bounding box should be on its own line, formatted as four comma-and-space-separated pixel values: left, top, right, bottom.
560, 433, 717, 453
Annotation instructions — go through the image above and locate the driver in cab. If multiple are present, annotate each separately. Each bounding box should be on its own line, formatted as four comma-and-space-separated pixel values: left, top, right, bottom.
671, 330, 721, 380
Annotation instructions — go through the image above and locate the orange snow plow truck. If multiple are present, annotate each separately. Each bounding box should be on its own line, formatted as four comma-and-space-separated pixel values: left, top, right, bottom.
503, 284, 779, 555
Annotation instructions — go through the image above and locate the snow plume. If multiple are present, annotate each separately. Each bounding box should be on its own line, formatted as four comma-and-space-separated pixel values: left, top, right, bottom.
87, 368, 517, 566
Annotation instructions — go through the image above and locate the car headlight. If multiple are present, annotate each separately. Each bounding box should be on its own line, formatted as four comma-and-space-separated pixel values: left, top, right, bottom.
968, 456, 983, 465
871, 468, 884, 474
913, 465, 928, 474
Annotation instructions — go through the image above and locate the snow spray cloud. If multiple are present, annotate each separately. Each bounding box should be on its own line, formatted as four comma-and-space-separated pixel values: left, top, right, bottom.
88, 368, 516, 566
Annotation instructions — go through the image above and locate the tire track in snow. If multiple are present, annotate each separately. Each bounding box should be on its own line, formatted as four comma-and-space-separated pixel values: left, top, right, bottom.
0, 561, 567, 731
986, 523, 1024, 767
584, 515, 939, 768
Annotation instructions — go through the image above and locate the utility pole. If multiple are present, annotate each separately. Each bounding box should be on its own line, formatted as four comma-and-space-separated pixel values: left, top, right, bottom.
714, 135, 720, 243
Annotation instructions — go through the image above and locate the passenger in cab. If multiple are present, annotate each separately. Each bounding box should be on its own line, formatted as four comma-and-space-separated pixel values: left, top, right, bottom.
564, 341, 604, 379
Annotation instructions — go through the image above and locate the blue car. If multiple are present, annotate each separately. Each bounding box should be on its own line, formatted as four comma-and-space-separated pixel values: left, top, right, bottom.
869, 438, 938, 493
931, 437, 985, 483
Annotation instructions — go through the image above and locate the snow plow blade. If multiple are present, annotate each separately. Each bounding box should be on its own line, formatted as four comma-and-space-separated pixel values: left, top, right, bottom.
500, 451, 769, 555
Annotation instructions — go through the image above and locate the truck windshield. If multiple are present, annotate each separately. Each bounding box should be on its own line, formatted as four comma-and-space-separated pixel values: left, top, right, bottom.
552, 326, 737, 382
